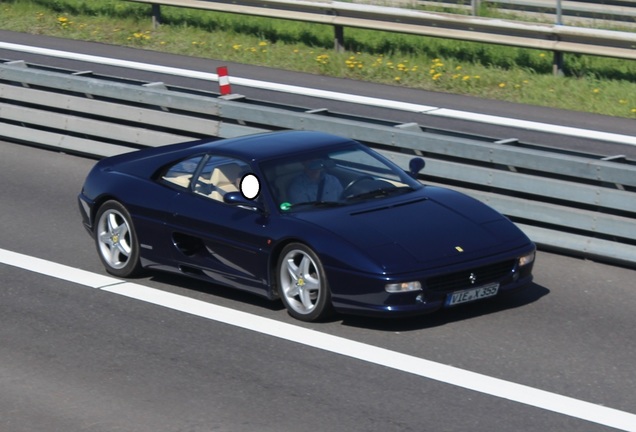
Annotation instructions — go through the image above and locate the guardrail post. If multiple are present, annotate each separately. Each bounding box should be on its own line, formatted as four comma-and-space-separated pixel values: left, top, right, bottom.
553, 51, 564, 76
556, 0, 563, 25
152, 4, 161, 28
334, 25, 345, 52
472, 0, 481, 16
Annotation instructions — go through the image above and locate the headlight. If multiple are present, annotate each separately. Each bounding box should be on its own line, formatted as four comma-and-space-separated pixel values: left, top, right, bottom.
518, 251, 536, 267
385, 281, 422, 293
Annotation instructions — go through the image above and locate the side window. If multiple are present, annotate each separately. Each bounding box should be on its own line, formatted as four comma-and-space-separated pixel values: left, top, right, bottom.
161, 156, 203, 189
193, 156, 251, 203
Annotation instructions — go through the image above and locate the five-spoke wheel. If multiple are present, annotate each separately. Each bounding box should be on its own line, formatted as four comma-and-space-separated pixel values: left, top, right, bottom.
94, 200, 141, 277
277, 243, 333, 322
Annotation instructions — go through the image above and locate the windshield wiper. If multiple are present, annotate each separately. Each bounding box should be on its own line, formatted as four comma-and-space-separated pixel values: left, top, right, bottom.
345, 186, 414, 201
289, 201, 346, 209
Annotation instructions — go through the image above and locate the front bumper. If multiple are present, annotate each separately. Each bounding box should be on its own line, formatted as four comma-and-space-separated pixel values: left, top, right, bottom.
328, 248, 536, 317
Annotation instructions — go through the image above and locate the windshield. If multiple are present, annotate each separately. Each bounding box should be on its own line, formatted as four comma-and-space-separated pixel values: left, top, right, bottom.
261, 142, 422, 212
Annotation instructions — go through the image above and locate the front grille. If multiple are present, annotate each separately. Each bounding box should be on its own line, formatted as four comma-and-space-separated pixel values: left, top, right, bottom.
426, 260, 516, 292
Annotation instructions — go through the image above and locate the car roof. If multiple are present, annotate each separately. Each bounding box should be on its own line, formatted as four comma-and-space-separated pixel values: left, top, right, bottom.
102, 131, 357, 179
191, 130, 354, 161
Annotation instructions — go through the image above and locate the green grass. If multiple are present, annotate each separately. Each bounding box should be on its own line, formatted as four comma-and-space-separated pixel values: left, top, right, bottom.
1, 0, 636, 118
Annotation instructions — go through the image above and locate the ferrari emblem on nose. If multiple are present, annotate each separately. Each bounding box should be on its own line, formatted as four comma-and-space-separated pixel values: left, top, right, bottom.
455, 246, 464, 252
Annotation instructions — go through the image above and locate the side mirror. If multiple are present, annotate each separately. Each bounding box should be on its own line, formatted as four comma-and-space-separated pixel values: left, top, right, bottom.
408, 157, 425, 179
224, 192, 266, 213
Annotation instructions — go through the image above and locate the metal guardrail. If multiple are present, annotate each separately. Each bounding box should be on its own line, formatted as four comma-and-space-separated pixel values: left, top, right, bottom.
125, 0, 636, 75
1, 60, 635, 268
418, 0, 636, 25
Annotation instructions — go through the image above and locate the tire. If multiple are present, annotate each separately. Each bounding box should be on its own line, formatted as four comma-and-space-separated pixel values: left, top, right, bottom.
94, 200, 142, 278
277, 243, 333, 322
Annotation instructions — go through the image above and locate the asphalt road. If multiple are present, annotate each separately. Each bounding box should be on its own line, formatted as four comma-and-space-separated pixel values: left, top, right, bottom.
1, 31, 636, 432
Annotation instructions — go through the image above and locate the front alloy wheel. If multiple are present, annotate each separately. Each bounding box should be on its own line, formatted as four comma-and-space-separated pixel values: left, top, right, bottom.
277, 243, 333, 322
94, 200, 142, 277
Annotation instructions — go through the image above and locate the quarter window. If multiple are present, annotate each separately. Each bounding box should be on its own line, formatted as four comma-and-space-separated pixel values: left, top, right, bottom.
161, 156, 203, 189
193, 157, 250, 203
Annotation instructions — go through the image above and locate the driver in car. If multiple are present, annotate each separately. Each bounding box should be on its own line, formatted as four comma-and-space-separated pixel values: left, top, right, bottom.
288, 159, 343, 204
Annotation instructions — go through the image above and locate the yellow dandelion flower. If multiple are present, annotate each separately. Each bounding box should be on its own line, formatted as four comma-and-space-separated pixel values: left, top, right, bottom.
259, 41, 268, 46
499, 83, 506, 88
395, 76, 401, 82
456, 66, 462, 70
463, 75, 470, 81
315, 54, 329, 64
593, 88, 600, 94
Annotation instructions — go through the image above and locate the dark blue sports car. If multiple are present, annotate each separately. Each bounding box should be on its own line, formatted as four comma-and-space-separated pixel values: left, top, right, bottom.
78, 130, 535, 321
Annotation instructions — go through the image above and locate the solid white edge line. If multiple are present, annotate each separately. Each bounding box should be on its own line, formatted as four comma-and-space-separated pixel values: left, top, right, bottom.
1, 42, 635, 147
429, 109, 636, 146
0, 248, 121, 288
1, 247, 636, 431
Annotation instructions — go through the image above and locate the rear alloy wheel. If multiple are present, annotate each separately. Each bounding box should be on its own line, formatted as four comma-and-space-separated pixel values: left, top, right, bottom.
94, 200, 142, 278
277, 243, 333, 322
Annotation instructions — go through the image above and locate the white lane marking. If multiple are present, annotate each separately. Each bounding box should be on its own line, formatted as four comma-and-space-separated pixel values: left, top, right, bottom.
0, 247, 121, 288
430, 108, 636, 144
2, 248, 636, 430
2, 42, 635, 147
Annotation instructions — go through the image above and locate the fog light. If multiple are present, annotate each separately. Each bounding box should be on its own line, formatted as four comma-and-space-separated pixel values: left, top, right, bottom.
385, 281, 422, 293
518, 251, 536, 267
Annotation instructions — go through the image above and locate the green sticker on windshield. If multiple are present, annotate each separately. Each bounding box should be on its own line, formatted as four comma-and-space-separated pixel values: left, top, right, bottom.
280, 202, 292, 211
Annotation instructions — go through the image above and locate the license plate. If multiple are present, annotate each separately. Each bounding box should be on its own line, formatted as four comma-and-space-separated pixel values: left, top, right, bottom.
445, 282, 500, 307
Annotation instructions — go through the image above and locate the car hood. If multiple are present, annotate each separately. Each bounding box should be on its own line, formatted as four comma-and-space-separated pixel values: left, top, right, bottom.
295, 187, 531, 272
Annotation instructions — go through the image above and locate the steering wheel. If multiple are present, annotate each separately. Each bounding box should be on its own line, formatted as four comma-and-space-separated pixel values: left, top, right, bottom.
341, 176, 375, 199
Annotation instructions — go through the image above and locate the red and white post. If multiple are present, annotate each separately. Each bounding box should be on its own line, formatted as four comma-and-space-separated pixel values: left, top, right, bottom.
216, 66, 231, 96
